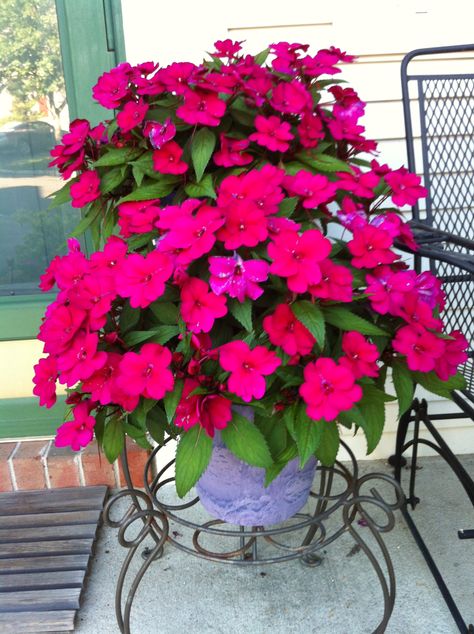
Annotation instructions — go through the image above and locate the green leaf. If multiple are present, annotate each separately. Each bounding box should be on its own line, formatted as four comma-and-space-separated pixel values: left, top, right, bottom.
315, 422, 340, 466
296, 152, 353, 173
123, 421, 152, 450
292, 300, 325, 347
228, 298, 252, 332
118, 178, 179, 203
221, 410, 273, 468
69, 203, 102, 238
175, 426, 213, 498
413, 370, 466, 400
291, 402, 323, 467
103, 417, 125, 463
164, 377, 184, 423
119, 302, 141, 334
254, 47, 270, 66
392, 360, 415, 417
100, 166, 127, 194
278, 197, 298, 217
191, 127, 216, 182
130, 398, 156, 429
146, 405, 168, 445
149, 301, 179, 325
48, 180, 73, 209
322, 306, 389, 336
184, 174, 216, 199
356, 385, 389, 454
123, 325, 179, 347
94, 146, 143, 167
93, 408, 107, 446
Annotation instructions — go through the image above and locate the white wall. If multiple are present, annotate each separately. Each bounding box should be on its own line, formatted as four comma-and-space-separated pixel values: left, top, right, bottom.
121, 0, 474, 459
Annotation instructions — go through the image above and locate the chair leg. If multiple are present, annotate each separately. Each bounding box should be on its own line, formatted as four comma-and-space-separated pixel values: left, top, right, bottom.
388, 404, 413, 480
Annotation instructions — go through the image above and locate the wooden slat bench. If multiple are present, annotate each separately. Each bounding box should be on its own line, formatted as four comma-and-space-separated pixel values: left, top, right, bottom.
0, 485, 107, 632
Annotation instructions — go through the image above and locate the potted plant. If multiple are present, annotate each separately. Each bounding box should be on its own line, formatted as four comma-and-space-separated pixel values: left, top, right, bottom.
33, 39, 467, 526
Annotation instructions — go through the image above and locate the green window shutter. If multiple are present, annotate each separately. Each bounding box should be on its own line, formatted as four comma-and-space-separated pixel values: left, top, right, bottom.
56, 0, 126, 124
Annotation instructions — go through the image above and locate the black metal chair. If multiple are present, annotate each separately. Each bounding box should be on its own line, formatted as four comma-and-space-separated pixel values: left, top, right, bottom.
390, 44, 474, 633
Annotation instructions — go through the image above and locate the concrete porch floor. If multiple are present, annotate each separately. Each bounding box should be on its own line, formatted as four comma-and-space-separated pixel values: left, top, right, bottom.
76, 455, 474, 634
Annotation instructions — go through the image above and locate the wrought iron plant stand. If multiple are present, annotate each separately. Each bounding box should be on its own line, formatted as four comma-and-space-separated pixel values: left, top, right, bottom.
105, 439, 404, 634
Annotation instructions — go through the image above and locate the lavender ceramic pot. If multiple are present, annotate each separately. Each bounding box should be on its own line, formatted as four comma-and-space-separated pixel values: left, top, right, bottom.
196, 407, 317, 526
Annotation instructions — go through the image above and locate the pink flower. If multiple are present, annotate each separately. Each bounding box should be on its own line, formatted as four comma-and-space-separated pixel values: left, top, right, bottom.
219, 341, 281, 402
340, 332, 379, 379
395, 294, 443, 330
157, 205, 224, 266
152, 140, 188, 174
297, 112, 324, 148
249, 115, 294, 152
270, 80, 311, 114
117, 343, 174, 400
209, 254, 269, 302
158, 62, 197, 95
81, 352, 122, 405
309, 259, 353, 303
92, 63, 132, 108
263, 304, 316, 356
67, 273, 116, 330
217, 166, 285, 216
348, 225, 398, 269
89, 235, 128, 273
330, 86, 365, 122
213, 135, 253, 167
144, 118, 176, 149
70, 170, 101, 208
177, 89, 226, 126
33, 356, 58, 408
283, 171, 337, 208
174, 378, 232, 437
385, 167, 428, 207
117, 98, 149, 133
217, 200, 268, 249
180, 278, 227, 333
116, 251, 173, 308
370, 212, 418, 251
393, 325, 445, 372
300, 358, 363, 421
336, 168, 379, 198
270, 42, 309, 74
57, 331, 107, 387
61, 119, 90, 155
213, 39, 243, 59
366, 267, 416, 315
434, 331, 468, 380
118, 199, 161, 237
268, 229, 331, 293
38, 303, 86, 355
300, 49, 346, 77
55, 400, 96, 451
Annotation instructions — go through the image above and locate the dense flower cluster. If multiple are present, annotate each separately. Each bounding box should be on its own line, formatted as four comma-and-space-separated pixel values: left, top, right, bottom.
34, 40, 467, 489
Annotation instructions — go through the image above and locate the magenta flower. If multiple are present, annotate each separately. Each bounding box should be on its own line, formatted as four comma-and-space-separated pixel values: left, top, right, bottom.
157, 62, 197, 95
144, 118, 176, 149
117, 343, 174, 400
283, 170, 337, 208
117, 98, 149, 133
213, 135, 253, 167
330, 86, 365, 122
309, 259, 353, 303
61, 119, 90, 155
219, 341, 281, 402
366, 267, 416, 315
213, 39, 243, 59
92, 63, 132, 108
393, 325, 445, 372
55, 400, 96, 451
217, 200, 268, 249
434, 331, 469, 380
249, 115, 294, 152
270, 42, 309, 74
180, 278, 227, 333
67, 273, 116, 330
348, 225, 398, 269
32, 356, 58, 408
270, 80, 311, 114
152, 140, 188, 174
70, 170, 101, 208
209, 254, 269, 302
297, 112, 324, 148
81, 352, 122, 405
263, 304, 316, 356
118, 199, 161, 237
300, 358, 363, 421
336, 168, 379, 198
217, 166, 285, 216
57, 331, 107, 387
339, 332, 379, 379
370, 212, 418, 251
385, 167, 428, 207
115, 251, 173, 308
268, 229, 331, 293
89, 235, 128, 273
174, 378, 232, 437
177, 89, 226, 126
38, 303, 86, 355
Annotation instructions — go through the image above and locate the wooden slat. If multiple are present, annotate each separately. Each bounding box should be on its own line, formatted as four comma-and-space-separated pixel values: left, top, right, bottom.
0, 509, 101, 529
0, 610, 75, 632
0, 569, 85, 591
0, 524, 98, 544
0, 486, 107, 516
0, 587, 81, 611
0, 539, 93, 559
0, 554, 89, 574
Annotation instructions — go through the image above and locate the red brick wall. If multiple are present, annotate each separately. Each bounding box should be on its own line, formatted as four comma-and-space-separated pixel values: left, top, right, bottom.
0, 439, 148, 491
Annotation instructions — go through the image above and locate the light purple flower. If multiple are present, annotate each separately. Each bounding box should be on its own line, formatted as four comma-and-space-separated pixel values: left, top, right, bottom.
209, 253, 269, 302
144, 117, 176, 149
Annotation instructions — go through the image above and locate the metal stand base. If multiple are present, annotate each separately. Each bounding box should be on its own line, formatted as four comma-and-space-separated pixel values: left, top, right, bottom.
104, 439, 404, 634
